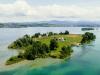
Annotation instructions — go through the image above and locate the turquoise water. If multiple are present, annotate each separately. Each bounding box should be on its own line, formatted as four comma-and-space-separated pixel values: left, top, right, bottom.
0, 27, 100, 75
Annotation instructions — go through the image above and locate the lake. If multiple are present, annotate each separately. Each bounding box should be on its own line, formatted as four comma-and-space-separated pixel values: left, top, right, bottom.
0, 27, 100, 75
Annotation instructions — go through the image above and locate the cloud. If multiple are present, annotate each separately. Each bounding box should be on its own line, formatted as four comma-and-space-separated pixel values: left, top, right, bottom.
0, 0, 100, 22
0, 0, 33, 16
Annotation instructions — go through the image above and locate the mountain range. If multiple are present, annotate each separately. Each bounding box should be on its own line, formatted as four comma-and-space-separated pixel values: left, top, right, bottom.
0, 20, 100, 28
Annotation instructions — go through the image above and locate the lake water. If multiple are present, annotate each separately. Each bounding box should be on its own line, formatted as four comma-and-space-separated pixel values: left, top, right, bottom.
0, 27, 100, 75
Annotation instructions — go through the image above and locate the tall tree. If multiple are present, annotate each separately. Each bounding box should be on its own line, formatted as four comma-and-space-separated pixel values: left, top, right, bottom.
50, 39, 58, 50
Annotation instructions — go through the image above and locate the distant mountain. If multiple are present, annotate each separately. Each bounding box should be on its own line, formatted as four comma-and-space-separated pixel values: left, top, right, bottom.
0, 20, 100, 28
42, 20, 100, 27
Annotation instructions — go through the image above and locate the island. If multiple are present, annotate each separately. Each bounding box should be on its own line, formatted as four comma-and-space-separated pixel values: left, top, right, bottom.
6, 31, 96, 65
81, 28, 94, 31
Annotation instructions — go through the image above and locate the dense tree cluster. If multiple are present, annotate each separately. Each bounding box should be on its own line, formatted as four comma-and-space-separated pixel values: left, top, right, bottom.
81, 32, 96, 43
64, 30, 69, 34
42, 33, 47, 37
8, 35, 59, 60
24, 41, 49, 60
60, 46, 73, 59
59, 30, 69, 35
34, 33, 41, 38
81, 28, 94, 31
50, 39, 59, 50
48, 32, 54, 36
8, 35, 33, 49
32, 30, 69, 38
24, 38, 59, 60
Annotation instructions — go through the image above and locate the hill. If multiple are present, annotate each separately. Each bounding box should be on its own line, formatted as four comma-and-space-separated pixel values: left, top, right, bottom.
0, 20, 100, 28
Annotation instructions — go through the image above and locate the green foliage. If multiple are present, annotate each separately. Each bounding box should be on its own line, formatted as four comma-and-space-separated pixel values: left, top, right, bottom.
42, 43, 50, 53
48, 32, 54, 36
81, 32, 96, 43
54, 33, 58, 35
59, 32, 64, 35
81, 28, 94, 31
8, 34, 33, 49
64, 30, 69, 34
50, 39, 58, 50
24, 41, 49, 60
34, 33, 41, 38
60, 46, 73, 59
42, 33, 47, 37
6, 56, 23, 65
24, 45, 36, 60
59, 30, 69, 35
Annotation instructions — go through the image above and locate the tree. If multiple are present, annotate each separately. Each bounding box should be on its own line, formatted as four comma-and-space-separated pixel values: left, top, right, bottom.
64, 30, 69, 35
34, 33, 41, 38
24, 45, 35, 60
48, 32, 54, 36
8, 34, 34, 49
59, 32, 64, 35
81, 32, 96, 43
61, 46, 72, 54
24, 41, 50, 60
42, 33, 47, 37
42, 43, 50, 53
60, 46, 73, 58
23, 34, 30, 38
59, 30, 69, 35
54, 33, 58, 35
50, 39, 58, 50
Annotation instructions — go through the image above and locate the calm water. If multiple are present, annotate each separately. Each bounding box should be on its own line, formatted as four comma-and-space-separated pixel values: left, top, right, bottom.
0, 27, 100, 75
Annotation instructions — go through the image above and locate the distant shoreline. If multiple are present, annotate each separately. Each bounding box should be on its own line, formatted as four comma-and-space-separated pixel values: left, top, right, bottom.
0, 20, 100, 28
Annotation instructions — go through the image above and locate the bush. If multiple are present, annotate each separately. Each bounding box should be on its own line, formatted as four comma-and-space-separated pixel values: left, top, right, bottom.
50, 39, 58, 50
48, 32, 54, 36
24, 41, 50, 60
60, 46, 73, 59
6, 56, 23, 65
64, 30, 69, 35
8, 34, 33, 49
42, 43, 50, 53
34, 33, 41, 38
54, 33, 58, 35
59, 30, 69, 35
42, 33, 47, 37
81, 32, 96, 43
59, 32, 64, 35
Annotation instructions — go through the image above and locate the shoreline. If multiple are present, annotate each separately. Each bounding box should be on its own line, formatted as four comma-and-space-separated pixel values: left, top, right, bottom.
0, 58, 62, 72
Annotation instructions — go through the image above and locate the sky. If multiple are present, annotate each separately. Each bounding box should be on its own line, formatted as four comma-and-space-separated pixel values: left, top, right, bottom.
0, 0, 100, 22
